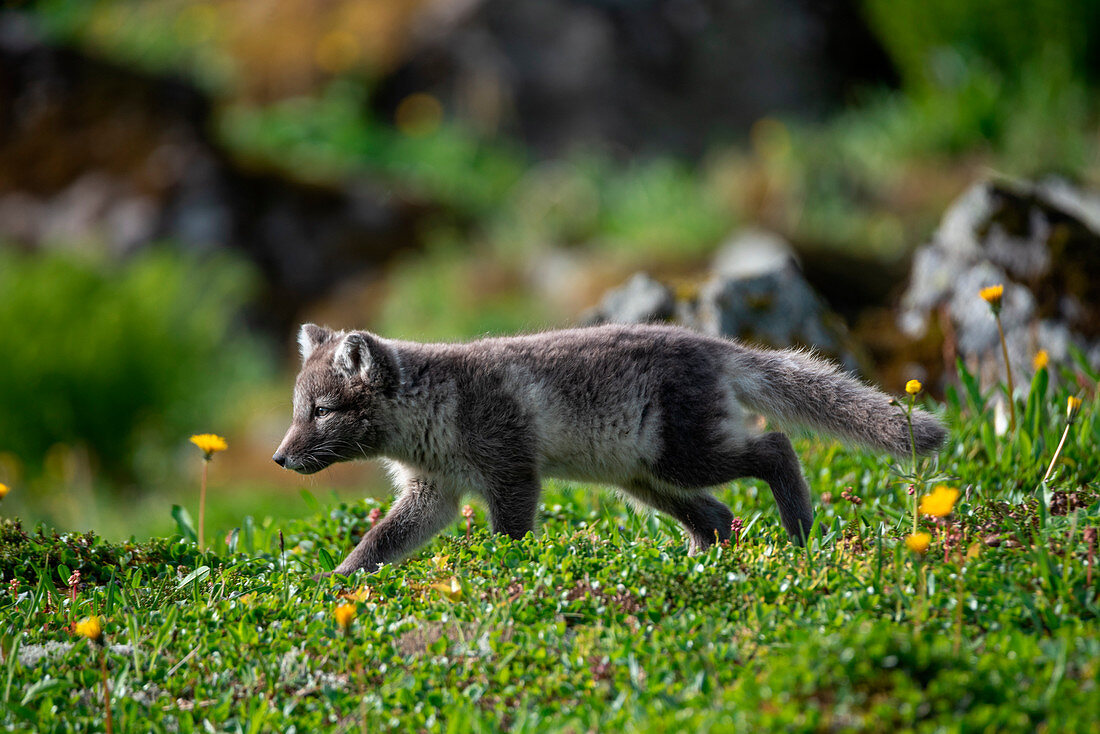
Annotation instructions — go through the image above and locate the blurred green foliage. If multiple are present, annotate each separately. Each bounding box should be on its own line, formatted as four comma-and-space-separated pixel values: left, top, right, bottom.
863, 0, 1100, 90
859, 0, 1098, 166
33, 0, 236, 92
209, 0, 1100, 297
764, 65, 1096, 260
376, 239, 558, 342
376, 242, 547, 343
26, 1, 1100, 278
739, 0, 1100, 262
0, 247, 271, 482
222, 82, 731, 258
220, 81, 526, 218
583, 157, 730, 258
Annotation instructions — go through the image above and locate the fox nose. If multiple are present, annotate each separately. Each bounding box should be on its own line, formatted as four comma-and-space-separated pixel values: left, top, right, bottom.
272, 452, 287, 467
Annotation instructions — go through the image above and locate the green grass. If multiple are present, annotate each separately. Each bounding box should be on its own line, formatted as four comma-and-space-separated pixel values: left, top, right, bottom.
2, 368, 1098, 732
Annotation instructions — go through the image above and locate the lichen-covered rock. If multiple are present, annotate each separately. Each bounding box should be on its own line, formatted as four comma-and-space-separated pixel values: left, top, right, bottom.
585, 229, 866, 373
899, 177, 1100, 390
582, 272, 676, 326
693, 230, 864, 372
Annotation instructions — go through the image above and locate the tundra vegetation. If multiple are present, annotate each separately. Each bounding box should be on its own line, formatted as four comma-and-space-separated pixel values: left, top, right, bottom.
2, 1, 1100, 730
1, 361, 1097, 731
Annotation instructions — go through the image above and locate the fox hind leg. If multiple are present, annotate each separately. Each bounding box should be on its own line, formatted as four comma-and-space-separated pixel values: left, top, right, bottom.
738, 432, 814, 545
639, 430, 813, 548
625, 480, 734, 554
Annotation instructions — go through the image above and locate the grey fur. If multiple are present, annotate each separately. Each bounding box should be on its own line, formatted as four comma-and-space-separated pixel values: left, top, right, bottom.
274, 323, 946, 574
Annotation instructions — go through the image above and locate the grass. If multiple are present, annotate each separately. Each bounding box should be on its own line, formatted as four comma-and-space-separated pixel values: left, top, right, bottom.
1, 364, 1098, 731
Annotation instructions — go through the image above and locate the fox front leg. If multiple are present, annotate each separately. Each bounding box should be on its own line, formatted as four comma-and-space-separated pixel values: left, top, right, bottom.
333, 477, 459, 575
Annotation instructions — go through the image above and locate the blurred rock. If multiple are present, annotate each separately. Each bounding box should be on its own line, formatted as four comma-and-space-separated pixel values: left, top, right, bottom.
693, 230, 864, 371
586, 229, 866, 372
899, 178, 1100, 388
583, 272, 676, 325
375, 0, 896, 158
711, 229, 794, 279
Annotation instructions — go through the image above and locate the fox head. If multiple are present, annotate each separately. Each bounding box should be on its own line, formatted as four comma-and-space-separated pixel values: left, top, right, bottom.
273, 324, 400, 474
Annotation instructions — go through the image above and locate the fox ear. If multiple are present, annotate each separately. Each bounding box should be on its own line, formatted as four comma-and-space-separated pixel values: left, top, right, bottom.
297, 323, 332, 362
334, 332, 399, 392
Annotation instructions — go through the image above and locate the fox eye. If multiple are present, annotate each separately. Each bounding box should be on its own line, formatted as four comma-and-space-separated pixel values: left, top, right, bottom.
313, 406, 331, 418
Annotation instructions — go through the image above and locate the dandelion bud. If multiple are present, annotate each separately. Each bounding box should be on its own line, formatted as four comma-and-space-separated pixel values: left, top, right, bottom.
0, 482, 8, 500
905, 379, 922, 396
1067, 395, 1082, 421
1032, 350, 1049, 370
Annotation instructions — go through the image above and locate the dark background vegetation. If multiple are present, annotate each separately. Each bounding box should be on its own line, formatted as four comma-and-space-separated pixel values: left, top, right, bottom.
1, 0, 1099, 539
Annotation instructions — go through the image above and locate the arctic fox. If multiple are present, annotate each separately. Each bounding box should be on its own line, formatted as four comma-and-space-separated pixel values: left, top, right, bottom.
274, 323, 945, 575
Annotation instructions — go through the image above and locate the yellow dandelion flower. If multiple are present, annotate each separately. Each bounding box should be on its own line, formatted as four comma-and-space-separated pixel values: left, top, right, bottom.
905, 533, 931, 554
919, 485, 960, 518
905, 379, 922, 395
0, 483, 8, 499
189, 434, 228, 459
334, 603, 356, 631
1033, 350, 1049, 370
1067, 395, 1082, 420
74, 616, 103, 641
979, 284, 1004, 308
